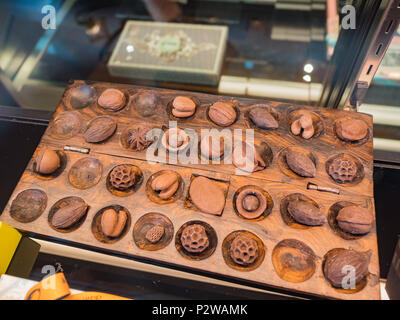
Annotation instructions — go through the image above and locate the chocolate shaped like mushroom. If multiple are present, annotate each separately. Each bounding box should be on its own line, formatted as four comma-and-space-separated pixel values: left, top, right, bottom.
151, 172, 179, 200
161, 127, 190, 152
233, 141, 266, 173
291, 111, 314, 139
235, 188, 267, 219
171, 96, 196, 118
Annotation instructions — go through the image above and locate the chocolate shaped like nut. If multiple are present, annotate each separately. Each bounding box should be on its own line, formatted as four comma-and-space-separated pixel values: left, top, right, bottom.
291, 112, 314, 139
287, 200, 326, 226
249, 107, 278, 129
209, 101, 236, 126
84, 116, 117, 143
337, 206, 373, 235
233, 141, 266, 173
172, 96, 196, 118
98, 88, 126, 111
101, 209, 127, 238
286, 150, 316, 177
336, 119, 368, 142
180, 224, 209, 253
151, 172, 179, 200
52, 202, 88, 229
324, 249, 371, 288
229, 235, 259, 266
189, 176, 225, 216
145, 225, 165, 243
34, 150, 60, 174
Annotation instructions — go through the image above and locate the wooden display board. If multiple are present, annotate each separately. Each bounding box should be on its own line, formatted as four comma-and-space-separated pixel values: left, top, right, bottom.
0, 80, 380, 299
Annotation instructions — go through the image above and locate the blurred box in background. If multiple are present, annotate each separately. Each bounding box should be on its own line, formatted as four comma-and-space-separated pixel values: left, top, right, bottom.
108, 21, 228, 86
386, 235, 400, 300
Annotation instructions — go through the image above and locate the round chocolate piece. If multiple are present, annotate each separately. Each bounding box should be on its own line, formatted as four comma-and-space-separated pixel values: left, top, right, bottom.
235, 188, 267, 219
98, 88, 126, 111
249, 107, 278, 129
180, 224, 210, 253
135, 91, 159, 117
336, 206, 373, 235
109, 165, 136, 190
200, 135, 225, 160
208, 101, 236, 126
172, 96, 196, 118
328, 157, 357, 183
189, 176, 225, 215
336, 119, 368, 142
34, 150, 60, 175
229, 235, 259, 266
126, 125, 152, 151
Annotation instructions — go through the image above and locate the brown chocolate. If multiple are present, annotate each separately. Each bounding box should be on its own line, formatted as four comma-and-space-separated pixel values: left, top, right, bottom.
208, 101, 236, 126
291, 113, 314, 139
98, 89, 126, 111
200, 135, 225, 160
229, 235, 259, 266
336, 119, 368, 142
235, 188, 267, 219
109, 165, 136, 190
180, 224, 209, 253
172, 96, 196, 118
233, 141, 266, 173
151, 172, 179, 200
162, 128, 189, 152
52, 202, 88, 229
34, 150, 60, 175
249, 107, 278, 129
145, 225, 165, 243
337, 206, 373, 235
84, 116, 117, 143
328, 157, 357, 183
287, 200, 326, 226
189, 176, 225, 215
324, 249, 371, 288
101, 209, 127, 238
126, 126, 152, 151
286, 150, 316, 177
135, 91, 159, 117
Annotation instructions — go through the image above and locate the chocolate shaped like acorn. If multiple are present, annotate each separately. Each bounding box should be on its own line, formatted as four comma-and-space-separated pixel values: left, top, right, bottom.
34, 150, 60, 174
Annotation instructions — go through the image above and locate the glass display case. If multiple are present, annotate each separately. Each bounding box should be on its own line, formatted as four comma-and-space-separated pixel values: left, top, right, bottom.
0, 0, 399, 300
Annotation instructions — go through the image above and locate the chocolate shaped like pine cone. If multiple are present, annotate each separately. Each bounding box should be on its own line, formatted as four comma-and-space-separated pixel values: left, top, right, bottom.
180, 224, 209, 253
126, 126, 152, 151
109, 165, 136, 190
229, 235, 259, 266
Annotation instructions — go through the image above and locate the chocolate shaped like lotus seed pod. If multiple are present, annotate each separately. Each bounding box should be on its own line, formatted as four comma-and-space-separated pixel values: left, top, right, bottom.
180, 224, 210, 253
109, 165, 136, 190
229, 235, 259, 266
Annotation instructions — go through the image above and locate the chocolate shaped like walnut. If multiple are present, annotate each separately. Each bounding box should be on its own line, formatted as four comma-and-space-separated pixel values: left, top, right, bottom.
109, 165, 136, 190
180, 224, 209, 253
126, 126, 152, 151
328, 158, 357, 183
229, 235, 259, 266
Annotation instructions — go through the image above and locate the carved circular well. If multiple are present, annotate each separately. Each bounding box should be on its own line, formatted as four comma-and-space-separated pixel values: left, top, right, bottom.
48, 111, 83, 140
272, 239, 317, 283
233, 185, 273, 221
10, 189, 47, 223
133, 212, 174, 251
68, 156, 103, 189
65, 84, 97, 109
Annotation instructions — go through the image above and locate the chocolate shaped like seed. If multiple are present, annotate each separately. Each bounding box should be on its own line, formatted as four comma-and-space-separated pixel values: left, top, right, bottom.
249, 107, 278, 129
52, 202, 88, 229
324, 249, 371, 288
34, 150, 60, 174
180, 224, 209, 253
189, 176, 225, 215
151, 172, 179, 200
209, 101, 236, 126
172, 96, 196, 118
337, 206, 373, 235
229, 235, 259, 266
286, 150, 316, 177
287, 200, 326, 226
145, 225, 165, 243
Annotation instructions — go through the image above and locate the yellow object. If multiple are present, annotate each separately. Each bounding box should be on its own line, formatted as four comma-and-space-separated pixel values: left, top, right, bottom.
25, 272, 130, 300
0, 222, 22, 276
